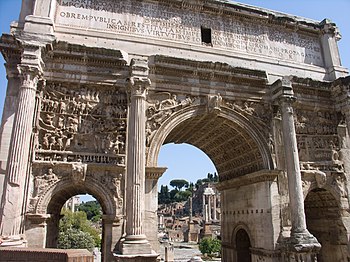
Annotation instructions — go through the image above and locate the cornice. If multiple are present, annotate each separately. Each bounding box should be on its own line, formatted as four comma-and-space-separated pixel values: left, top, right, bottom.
145, 166, 168, 180
46, 41, 128, 68
150, 55, 268, 88
216, 169, 280, 190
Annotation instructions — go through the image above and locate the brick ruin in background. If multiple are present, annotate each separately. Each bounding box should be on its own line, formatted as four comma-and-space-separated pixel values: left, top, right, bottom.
0, 0, 349, 261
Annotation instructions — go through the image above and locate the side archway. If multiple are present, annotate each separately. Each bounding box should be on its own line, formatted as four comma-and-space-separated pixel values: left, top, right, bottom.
230, 224, 253, 262
27, 176, 119, 262
304, 187, 349, 262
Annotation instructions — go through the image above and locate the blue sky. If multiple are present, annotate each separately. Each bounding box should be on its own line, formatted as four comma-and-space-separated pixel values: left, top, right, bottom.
0, 0, 349, 193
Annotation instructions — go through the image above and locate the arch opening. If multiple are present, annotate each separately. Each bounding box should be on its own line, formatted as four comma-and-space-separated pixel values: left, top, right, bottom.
305, 188, 348, 262
43, 182, 117, 262
158, 143, 217, 188
235, 229, 252, 262
157, 142, 221, 259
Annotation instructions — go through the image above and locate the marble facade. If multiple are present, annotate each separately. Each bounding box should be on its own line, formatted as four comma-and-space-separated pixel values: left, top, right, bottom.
0, 0, 349, 261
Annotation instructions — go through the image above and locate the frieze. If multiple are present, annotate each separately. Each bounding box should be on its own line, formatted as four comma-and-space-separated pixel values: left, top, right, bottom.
56, 0, 323, 66
297, 135, 340, 162
35, 82, 127, 165
294, 109, 339, 135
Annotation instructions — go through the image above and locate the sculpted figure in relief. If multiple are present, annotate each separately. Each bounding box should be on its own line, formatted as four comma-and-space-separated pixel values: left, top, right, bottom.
333, 174, 348, 198
330, 140, 341, 163
208, 93, 222, 113
33, 168, 58, 197
71, 159, 87, 184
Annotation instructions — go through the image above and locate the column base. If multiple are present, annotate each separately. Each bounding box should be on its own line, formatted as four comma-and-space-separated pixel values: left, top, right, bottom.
288, 231, 321, 253
0, 235, 27, 247
280, 231, 321, 262
120, 234, 153, 255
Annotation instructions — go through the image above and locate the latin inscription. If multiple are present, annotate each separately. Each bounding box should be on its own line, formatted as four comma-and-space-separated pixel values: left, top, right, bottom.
56, 0, 323, 66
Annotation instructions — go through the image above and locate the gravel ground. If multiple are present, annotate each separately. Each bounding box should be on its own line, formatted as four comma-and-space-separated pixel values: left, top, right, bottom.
159, 242, 221, 262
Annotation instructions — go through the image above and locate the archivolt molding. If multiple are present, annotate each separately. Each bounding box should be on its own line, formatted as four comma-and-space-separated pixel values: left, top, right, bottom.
28, 163, 124, 218
231, 222, 255, 248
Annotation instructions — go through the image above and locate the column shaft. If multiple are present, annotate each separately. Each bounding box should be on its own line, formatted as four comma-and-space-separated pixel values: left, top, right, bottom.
208, 195, 212, 222
280, 99, 307, 234
202, 195, 206, 222
213, 194, 217, 221
0, 66, 40, 238
126, 92, 146, 237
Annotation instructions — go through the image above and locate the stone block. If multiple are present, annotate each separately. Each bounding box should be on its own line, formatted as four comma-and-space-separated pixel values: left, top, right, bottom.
0, 248, 93, 262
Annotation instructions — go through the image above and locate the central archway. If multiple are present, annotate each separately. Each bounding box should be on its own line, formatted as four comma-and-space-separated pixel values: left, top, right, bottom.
146, 104, 275, 260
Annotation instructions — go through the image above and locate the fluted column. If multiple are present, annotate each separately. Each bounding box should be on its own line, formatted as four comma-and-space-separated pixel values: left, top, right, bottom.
202, 194, 206, 221
273, 77, 320, 256
213, 194, 217, 221
0, 65, 41, 240
121, 58, 152, 255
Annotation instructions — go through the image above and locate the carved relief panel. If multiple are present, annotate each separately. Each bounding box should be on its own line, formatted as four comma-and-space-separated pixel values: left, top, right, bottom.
34, 82, 127, 165
295, 109, 341, 163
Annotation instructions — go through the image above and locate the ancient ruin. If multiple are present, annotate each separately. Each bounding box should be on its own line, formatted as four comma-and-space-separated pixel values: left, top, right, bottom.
0, 0, 350, 261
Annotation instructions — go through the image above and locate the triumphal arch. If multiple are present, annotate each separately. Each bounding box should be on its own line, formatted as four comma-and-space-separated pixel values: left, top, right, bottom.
0, 0, 350, 261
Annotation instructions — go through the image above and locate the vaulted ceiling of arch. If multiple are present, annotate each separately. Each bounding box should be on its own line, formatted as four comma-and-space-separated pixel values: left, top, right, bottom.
164, 114, 264, 182
304, 189, 339, 220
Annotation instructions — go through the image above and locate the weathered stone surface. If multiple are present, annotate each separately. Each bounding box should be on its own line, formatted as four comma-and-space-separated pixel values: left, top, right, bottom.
0, 248, 93, 262
0, 1, 349, 262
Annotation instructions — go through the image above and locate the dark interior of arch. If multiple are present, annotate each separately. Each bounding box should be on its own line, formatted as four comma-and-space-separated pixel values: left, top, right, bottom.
47, 184, 106, 215
164, 114, 264, 181
305, 188, 347, 262
236, 229, 252, 262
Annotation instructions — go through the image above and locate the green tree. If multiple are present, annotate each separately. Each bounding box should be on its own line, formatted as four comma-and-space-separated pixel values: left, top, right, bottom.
174, 190, 192, 202
195, 179, 203, 189
170, 179, 189, 191
169, 188, 179, 201
58, 228, 95, 251
159, 185, 171, 204
78, 200, 102, 222
59, 209, 101, 248
199, 237, 221, 258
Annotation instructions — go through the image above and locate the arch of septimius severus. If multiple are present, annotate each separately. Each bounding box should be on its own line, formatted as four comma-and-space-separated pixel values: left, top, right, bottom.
0, 0, 350, 261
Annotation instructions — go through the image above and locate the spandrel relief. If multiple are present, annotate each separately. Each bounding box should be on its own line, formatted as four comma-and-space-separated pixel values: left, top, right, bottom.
332, 173, 348, 198
35, 82, 127, 165
224, 99, 272, 142
32, 167, 59, 198
146, 92, 199, 145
